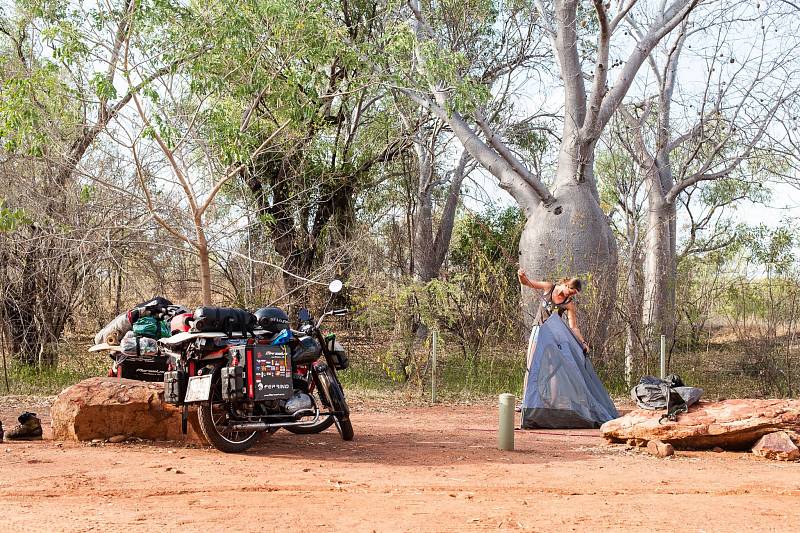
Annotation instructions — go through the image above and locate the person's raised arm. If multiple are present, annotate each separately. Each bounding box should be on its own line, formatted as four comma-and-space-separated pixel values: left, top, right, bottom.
517, 269, 551, 291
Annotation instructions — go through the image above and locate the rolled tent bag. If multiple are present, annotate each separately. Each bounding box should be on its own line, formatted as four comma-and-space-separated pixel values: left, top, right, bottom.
120, 331, 159, 357
631, 375, 703, 421
521, 314, 619, 429
192, 307, 256, 334
94, 296, 174, 346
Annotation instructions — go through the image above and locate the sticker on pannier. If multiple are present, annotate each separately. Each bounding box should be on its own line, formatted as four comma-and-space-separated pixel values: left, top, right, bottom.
246, 345, 292, 401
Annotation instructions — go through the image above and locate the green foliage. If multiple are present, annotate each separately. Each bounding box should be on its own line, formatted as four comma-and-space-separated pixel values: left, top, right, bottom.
0, 200, 29, 231
450, 206, 523, 280
89, 72, 117, 101
737, 223, 795, 274
0, 58, 69, 155
3, 350, 108, 395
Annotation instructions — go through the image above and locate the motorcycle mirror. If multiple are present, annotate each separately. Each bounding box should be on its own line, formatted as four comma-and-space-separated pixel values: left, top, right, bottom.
328, 279, 343, 294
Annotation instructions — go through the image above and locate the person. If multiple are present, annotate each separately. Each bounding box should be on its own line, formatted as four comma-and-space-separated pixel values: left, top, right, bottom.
517, 271, 589, 353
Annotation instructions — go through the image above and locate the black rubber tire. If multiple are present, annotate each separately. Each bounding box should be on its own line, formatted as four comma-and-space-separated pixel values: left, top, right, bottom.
333, 415, 354, 441
316, 367, 354, 441
197, 375, 260, 453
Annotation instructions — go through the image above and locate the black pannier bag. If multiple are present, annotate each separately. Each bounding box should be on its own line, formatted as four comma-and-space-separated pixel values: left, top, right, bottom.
326, 337, 349, 370
229, 344, 293, 401
192, 307, 256, 335
164, 370, 188, 404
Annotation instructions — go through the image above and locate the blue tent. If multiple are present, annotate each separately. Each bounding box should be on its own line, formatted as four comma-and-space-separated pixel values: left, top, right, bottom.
521, 314, 618, 429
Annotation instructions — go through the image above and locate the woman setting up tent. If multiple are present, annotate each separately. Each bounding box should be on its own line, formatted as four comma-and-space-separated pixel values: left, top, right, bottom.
518, 273, 589, 352
517, 270, 618, 429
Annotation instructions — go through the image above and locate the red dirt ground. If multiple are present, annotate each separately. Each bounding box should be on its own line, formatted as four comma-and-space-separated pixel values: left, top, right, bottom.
1, 399, 799, 532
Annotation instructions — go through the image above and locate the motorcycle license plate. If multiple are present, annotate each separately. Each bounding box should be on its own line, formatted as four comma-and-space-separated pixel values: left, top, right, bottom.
184, 375, 213, 403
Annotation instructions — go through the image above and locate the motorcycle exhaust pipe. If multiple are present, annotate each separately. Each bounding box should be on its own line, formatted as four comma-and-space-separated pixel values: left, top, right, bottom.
228, 409, 320, 432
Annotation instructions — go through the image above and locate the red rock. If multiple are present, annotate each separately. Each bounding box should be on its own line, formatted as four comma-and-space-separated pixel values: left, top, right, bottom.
646, 440, 674, 458
51, 377, 206, 444
751, 431, 800, 461
601, 399, 800, 450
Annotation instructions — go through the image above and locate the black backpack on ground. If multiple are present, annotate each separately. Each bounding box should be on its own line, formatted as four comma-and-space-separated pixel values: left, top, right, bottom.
631, 374, 703, 423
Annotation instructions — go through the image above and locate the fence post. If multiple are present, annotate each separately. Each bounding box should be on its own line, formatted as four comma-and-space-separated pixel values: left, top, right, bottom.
431, 330, 437, 404
660, 334, 666, 379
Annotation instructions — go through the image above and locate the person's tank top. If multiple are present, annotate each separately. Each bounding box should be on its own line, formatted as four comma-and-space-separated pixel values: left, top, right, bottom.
533, 285, 573, 326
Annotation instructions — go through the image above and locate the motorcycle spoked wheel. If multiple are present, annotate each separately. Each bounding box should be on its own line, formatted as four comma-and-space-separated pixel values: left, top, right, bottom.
315, 365, 354, 441
283, 387, 335, 435
197, 374, 262, 453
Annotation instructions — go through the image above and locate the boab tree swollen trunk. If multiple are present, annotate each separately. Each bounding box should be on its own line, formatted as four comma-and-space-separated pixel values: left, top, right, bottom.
404, 0, 700, 351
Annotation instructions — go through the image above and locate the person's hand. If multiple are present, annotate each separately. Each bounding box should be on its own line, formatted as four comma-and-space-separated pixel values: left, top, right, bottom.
581, 340, 590, 354
517, 268, 529, 285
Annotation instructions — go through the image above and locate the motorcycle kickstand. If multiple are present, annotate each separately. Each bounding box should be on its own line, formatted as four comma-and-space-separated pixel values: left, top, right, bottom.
181, 405, 188, 434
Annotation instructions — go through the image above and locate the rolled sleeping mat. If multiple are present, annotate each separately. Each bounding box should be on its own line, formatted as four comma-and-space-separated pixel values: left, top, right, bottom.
94, 312, 132, 346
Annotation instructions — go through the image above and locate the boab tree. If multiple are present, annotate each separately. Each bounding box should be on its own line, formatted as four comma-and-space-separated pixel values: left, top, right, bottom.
617, 2, 800, 360
393, 0, 702, 349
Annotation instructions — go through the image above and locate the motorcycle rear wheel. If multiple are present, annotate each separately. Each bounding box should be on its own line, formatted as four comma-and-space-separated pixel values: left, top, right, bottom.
198, 376, 260, 453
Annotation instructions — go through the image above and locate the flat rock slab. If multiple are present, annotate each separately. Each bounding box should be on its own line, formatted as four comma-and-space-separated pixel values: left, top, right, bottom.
601, 399, 800, 450
51, 377, 206, 444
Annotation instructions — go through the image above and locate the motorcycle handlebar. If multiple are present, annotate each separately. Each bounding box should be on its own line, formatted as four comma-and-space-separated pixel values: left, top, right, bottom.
313, 308, 349, 329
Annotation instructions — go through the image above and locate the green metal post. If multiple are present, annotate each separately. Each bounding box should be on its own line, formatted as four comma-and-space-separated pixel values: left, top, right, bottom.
498, 393, 515, 451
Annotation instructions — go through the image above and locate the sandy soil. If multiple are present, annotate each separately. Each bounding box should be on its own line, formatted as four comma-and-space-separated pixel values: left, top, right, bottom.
1, 400, 799, 533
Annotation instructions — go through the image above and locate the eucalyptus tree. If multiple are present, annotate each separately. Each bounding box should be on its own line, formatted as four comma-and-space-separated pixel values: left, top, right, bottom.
616, 2, 800, 360
0, 0, 193, 362
163, 0, 407, 304
394, 106, 476, 283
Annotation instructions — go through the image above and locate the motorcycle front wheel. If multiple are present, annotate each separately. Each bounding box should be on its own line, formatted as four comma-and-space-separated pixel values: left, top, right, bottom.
315, 365, 354, 441
197, 375, 261, 453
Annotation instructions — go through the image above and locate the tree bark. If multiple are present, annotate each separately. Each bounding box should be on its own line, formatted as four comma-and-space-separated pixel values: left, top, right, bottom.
195, 224, 213, 306
642, 194, 677, 362
518, 142, 618, 352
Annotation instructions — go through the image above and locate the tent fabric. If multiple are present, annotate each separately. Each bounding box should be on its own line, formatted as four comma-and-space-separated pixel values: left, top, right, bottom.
521, 314, 619, 429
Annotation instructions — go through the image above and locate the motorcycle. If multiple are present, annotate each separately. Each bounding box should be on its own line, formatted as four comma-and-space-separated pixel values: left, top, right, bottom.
159, 280, 353, 453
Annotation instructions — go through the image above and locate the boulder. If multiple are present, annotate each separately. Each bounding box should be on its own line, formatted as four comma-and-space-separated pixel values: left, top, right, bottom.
646, 439, 674, 458
751, 431, 800, 461
51, 377, 206, 444
601, 399, 800, 450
